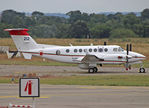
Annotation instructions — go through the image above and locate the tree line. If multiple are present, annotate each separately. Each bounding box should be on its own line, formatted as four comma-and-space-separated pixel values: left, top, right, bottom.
0, 9, 149, 38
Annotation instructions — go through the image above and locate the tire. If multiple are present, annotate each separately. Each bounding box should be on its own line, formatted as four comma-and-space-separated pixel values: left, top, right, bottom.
94, 67, 98, 73
88, 68, 94, 73
139, 68, 145, 73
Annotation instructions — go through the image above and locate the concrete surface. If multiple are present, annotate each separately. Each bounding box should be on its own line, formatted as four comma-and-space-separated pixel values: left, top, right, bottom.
0, 84, 149, 108
0, 65, 148, 77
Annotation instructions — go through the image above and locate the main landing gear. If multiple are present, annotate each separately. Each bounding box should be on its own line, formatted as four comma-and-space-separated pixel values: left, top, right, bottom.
88, 67, 98, 73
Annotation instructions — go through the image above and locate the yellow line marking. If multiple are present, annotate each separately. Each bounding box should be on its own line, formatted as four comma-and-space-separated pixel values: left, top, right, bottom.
0, 96, 16, 98
17, 96, 49, 99
78, 86, 140, 89
0, 96, 49, 99
79, 86, 100, 89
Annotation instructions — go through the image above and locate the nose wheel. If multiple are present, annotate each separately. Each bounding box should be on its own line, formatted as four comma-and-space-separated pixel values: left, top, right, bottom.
139, 64, 145, 73
139, 68, 145, 73
88, 67, 98, 73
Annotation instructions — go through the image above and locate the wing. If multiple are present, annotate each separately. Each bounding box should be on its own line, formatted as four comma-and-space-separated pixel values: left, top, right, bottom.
81, 54, 104, 63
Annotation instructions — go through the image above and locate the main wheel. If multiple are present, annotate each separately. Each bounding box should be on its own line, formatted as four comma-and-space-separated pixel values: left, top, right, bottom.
88, 67, 98, 73
139, 68, 145, 73
93, 67, 98, 73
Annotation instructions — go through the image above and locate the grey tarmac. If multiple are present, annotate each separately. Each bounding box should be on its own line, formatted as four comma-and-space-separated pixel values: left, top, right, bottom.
0, 84, 149, 108
0, 65, 148, 77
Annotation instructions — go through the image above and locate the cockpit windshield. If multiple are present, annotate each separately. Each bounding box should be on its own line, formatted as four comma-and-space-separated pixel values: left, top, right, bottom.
113, 47, 124, 52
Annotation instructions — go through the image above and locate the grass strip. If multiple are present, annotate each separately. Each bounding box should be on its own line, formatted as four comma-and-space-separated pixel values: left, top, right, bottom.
1, 75, 149, 86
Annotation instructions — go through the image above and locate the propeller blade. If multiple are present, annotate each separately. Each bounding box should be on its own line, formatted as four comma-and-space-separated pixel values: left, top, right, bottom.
130, 44, 132, 51
126, 44, 129, 55
125, 62, 129, 70
126, 44, 129, 70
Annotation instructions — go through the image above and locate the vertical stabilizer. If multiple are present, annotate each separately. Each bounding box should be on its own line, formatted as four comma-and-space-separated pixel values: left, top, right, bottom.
5, 28, 37, 51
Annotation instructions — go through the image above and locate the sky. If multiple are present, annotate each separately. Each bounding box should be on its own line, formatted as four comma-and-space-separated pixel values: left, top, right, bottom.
0, 0, 149, 13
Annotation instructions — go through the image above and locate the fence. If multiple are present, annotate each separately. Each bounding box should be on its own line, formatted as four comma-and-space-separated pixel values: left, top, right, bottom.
0, 46, 9, 53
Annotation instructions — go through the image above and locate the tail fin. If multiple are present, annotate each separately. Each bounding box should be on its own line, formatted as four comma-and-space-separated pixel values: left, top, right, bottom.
5, 28, 38, 59
5, 28, 37, 51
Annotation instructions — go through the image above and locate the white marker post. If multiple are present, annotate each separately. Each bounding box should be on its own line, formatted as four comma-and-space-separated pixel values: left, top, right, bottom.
19, 78, 40, 108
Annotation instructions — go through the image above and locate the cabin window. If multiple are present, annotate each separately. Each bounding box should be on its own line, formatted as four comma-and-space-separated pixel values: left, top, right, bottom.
74, 49, 77, 53
99, 48, 103, 52
79, 49, 82, 52
118, 47, 124, 52
94, 48, 97, 52
66, 49, 70, 53
56, 50, 61, 55
118, 47, 121, 52
104, 48, 108, 52
121, 48, 124, 51
113, 48, 117, 52
84, 49, 87, 52
89, 48, 92, 52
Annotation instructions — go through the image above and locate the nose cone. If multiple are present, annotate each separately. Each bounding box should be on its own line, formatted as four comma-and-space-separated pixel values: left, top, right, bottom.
130, 52, 146, 60
136, 53, 146, 60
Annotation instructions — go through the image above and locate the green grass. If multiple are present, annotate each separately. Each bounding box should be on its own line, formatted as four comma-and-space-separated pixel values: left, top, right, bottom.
133, 61, 149, 68
40, 75, 149, 86
0, 59, 76, 66
2, 75, 149, 86
0, 77, 12, 83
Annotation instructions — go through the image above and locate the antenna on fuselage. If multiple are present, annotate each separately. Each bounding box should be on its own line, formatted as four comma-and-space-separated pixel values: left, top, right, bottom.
69, 43, 73, 46
104, 42, 107, 46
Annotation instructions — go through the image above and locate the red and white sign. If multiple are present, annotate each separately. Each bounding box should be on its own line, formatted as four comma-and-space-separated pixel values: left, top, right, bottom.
19, 78, 40, 97
9, 103, 32, 108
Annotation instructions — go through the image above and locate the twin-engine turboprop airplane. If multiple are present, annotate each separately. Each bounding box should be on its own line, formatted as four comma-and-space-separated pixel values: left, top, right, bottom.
5, 28, 146, 73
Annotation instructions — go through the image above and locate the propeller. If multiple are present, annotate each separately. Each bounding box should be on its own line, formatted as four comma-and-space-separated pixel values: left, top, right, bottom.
130, 44, 132, 51
104, 42, 107, 46
125, 44, 132, 70
126, 44, 129, 70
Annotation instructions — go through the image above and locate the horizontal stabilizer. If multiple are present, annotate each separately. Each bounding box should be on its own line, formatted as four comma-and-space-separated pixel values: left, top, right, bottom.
4, 28, 29, 36
22, 53, 32, 59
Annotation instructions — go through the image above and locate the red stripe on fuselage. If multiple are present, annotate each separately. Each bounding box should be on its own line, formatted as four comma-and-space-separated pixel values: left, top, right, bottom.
21, 52, 126, 63
22, 52, 84, 57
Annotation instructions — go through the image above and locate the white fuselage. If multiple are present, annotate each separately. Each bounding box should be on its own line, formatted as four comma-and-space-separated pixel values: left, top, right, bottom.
23, 45, 145, 65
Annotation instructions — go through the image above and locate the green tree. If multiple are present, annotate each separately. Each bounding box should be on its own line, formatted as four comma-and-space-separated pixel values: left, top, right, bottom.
1, 10, 25, 27
56, 23, 70, 38
0, 23, 14, 38
29, 24, 58, 38
89, 14, 107, 23
32, 11, 44, 16
141, 8, 149, 20
69, 20, 89, 38
67, 10, 89, 23
110, 28, 138, 38
123, 13, 140, 29
90, 24, 111, 38
142, 19, 149, 37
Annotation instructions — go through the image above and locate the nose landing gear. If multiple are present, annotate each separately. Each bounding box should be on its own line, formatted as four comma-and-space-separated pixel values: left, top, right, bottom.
139, 64, 145, 73
139, 68, 145, 73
